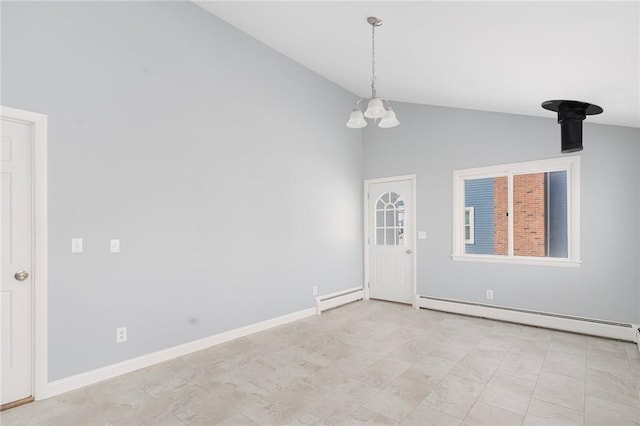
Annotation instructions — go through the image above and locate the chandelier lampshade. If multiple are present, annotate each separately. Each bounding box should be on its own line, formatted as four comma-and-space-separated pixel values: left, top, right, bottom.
364, 98, 386, 119
346, 108, 367, 128
378, 107, 400, 128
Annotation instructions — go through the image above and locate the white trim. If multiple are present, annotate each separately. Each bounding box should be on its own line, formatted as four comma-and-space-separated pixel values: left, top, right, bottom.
568, 156, 581, 261
507, 173, 514, 257
1, 106, 48, 402
453, 156, 578, 178
363, 180, 369, 300
452, 156, 580, 267
363, 174, 418, 308
315, 287, 364, 315
43, 307, 315, 399
364, 174, 417, 184
411, 177, 417, 309
418, 296, 638, 342
450, 254, 582, 267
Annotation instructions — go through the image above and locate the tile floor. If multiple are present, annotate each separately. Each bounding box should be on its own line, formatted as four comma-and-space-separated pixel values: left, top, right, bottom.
2, 300, 639, 425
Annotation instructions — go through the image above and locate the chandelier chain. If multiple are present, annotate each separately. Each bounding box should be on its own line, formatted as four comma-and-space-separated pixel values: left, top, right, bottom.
371, 22, 376, 98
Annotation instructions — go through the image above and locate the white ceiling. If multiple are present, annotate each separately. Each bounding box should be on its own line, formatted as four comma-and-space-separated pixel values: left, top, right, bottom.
196, 1, 640, 128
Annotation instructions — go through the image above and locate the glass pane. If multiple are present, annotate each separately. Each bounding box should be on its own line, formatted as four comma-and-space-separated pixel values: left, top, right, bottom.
385, 229, 396, 246
375, 229, 385, 245
375, 211, 384, 227
385, 210, 395, 227
513, 173, 545, 257
376, 199, 384, 210
396, 199, 405, 209
464, 177, 507, 255
397, 211, 405, 227
513, 171, 567, 258
548, 171, 568, 258
398, 228, 405, 246
390, 192, 399, 204
381, 192, 390, 203
464, 210, 470, 225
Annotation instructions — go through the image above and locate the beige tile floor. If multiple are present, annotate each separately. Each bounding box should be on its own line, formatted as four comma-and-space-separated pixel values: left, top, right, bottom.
2, 300, 639, 425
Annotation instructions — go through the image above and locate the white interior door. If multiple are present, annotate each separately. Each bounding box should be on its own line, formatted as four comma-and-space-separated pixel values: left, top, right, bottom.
1, 118, 33, 406
368, 179, 414, 304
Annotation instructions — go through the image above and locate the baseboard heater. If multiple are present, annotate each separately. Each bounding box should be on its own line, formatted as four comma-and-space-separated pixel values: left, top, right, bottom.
418, 295, 639, 343
315, 286, 364, 315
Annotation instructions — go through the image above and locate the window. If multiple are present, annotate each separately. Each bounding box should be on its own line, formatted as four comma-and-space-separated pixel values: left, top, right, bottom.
452, 156, 580, 267
464, 207, 474, 244
375, 191, 406, 246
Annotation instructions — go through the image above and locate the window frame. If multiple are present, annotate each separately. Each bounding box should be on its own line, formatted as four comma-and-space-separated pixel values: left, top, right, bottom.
464, 207, 475, 244
452, 156, 581, 267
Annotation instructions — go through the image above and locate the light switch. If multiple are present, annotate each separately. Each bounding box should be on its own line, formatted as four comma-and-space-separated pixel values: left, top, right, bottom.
418, 231, 427, 240
71, 238, 83, 253
110, 239, 120, 253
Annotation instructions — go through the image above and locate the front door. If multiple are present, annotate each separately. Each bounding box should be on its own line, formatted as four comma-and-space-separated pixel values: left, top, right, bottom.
368, 179, 414, 304
1, 117, 33, 407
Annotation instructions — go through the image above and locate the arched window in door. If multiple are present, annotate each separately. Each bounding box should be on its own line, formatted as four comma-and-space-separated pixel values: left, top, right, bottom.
375, 191, 405, 246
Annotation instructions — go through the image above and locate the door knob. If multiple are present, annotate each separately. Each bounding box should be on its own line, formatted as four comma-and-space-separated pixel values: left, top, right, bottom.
406, 249, 412, 254
14, 270, 29, 281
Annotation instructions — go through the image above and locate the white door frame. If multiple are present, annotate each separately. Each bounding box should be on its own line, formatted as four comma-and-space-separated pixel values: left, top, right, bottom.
1, 106, 48, 401
363, 174, 417, 309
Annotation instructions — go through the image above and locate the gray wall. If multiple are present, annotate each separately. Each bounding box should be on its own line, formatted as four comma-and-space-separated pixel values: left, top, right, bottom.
364, 102, 640, 323
1, 1, 363, 380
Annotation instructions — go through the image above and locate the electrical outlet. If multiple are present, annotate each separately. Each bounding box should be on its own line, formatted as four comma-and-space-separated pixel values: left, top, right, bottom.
116, 327, 127, 343
486, 289, 494, 300
312, 286, 318, 296
110, 239, 120, 253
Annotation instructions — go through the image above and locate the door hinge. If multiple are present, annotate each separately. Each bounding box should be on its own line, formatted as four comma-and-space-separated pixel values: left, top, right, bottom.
368, 282, 370, 289
367, 193, 370, 200
367, 237, 370, 245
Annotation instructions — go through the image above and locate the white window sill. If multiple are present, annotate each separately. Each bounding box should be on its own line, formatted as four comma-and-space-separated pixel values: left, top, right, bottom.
451, 254, 582, 268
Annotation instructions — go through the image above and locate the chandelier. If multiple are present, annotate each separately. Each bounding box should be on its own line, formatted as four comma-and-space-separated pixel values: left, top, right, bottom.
346, 17, 399, 129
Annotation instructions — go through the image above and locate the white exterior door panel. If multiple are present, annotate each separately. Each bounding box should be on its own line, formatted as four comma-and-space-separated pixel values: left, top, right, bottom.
368, 179, 414, 304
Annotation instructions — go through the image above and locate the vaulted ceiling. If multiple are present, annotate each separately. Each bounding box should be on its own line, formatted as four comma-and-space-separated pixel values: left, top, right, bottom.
196, 1, 639, 128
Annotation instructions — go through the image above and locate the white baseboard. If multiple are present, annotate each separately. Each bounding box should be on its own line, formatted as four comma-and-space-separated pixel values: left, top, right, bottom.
42, 307, 315, 400
315, 287, 364, 315
418, 296, 638, 343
